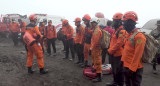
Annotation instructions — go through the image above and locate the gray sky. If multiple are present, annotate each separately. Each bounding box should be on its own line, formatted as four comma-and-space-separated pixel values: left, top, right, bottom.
1, 0, 160, 27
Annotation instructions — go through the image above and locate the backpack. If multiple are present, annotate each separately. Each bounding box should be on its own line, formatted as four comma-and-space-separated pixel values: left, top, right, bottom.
129, 31, 159, 63
100, 30, 111, 49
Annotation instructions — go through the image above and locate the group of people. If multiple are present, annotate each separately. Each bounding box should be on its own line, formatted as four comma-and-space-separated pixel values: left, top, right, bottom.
0, 11, 160, 86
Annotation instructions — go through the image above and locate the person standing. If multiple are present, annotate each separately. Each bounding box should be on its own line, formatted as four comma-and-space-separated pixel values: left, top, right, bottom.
90, 17, 102, 82
74, 17, 85, 64
150, 20, 160, 74
24, 14, 48, 74
122, 11, 146, 86
62, 19, 75, 61
102, 20, 114, 64
82, 14, 94, 66
9, 19, 20, 46
106, 12, 127, 86
44, 20, 57, 56
18, 19, 27, 44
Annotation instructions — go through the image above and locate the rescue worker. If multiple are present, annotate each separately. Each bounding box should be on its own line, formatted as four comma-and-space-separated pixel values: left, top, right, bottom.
62, 19, 75, 61
90, 17, 102, 82
73, 17, 85, 64
150, 20, 160, 74
106, 13, 126, 86
44, 20, 57, 56
0, 22, 8, 38
102, 20, 114, 64
24, 14, 48, 74
18, 19, 27, 43
82, 14, 93, 67
121, 11, 146, 86
39, 20, 46, 52
9, 19, 20, 46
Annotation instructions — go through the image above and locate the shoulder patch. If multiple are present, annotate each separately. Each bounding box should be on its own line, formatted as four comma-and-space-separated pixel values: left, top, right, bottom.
119, 33, 123, 37
136, 39, 143, 44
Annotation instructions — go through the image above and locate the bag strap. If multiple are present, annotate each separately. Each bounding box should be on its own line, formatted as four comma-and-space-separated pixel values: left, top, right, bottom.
116, 28, 123, 38
129, 31, 140, 47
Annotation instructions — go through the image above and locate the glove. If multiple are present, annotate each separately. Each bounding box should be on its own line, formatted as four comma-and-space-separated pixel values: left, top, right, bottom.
91, 67, 96, 73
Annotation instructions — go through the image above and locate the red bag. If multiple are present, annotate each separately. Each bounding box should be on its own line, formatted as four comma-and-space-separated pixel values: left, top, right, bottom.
83, 67, 97, 79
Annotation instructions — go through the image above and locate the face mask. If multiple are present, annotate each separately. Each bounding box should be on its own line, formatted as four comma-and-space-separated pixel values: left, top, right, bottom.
123, 19, 136, 33
112, 19, 122, 29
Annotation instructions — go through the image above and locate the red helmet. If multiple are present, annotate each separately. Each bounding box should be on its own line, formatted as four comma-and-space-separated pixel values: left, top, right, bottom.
29, 14, 37, 21
112, 12, 123, 20
122, 11, 138, 21
82, 14, 91, 21
74, 17, 81, 22
62, 19, 68, 25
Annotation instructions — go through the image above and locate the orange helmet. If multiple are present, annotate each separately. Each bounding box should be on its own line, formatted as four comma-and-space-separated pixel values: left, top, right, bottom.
82, 14, 91, 21
74, 17, 81, 22
62, 19, 68, 25
122, 11, 138, 21
29, 14, 37, 21
113, 12, 123, 20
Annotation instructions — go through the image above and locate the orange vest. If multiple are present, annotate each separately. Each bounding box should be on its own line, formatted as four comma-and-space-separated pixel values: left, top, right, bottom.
74, 25, 85, 44
9, 22, 20, 32
108, 26, 127, 56
0, 23, 8, 32
23, 31, 36, 46
121, 29, 146, 72
65, 25, 74, 40
91, 26, 102, 50
44, 25, 57, 39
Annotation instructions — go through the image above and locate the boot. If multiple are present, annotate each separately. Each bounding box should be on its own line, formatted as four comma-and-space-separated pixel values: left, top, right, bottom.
92, 73, 102, 82
81, 61, 88, 68
153, 63, 158, 74
40, 68, 48, 74
28, 67, 34, 74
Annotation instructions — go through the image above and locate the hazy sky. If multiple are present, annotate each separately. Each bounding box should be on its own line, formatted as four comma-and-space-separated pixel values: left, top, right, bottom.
0, 0, 160, 27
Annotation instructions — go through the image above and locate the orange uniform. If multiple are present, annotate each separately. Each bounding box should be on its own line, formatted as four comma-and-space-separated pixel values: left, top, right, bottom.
108, 26, 127, 57
9, 22, 20, 33
91, 26, 102, 73
121, 29, 146, 72
65, 25, 74, 40
74, 25, 85, 44
20, 21, 27, 33
0, 23, 8, 32
44, 25, 57, 39
25, 23, 44, 68
61, 26, 66, 35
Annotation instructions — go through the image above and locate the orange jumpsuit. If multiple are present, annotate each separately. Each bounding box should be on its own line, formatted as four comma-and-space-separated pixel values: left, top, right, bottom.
83, 27, 94, 62
25, 23, 44, 68
108, 26, 127, 56
9, 22, 20, 33
91, 26, 102, 73
121, 29, 146, 72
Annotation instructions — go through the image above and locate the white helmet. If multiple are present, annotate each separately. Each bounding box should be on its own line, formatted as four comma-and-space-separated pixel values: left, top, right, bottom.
90, 17, 100, 23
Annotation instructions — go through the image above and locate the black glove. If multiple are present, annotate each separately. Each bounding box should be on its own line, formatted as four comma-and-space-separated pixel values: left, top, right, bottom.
91, 67, 96, 73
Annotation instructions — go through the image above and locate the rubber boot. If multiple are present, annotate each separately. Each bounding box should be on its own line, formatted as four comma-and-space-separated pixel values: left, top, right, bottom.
40, 68, 48, 74
92, 73, 102, 82
153, 63, 157, 74
28, 67, 34, 74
